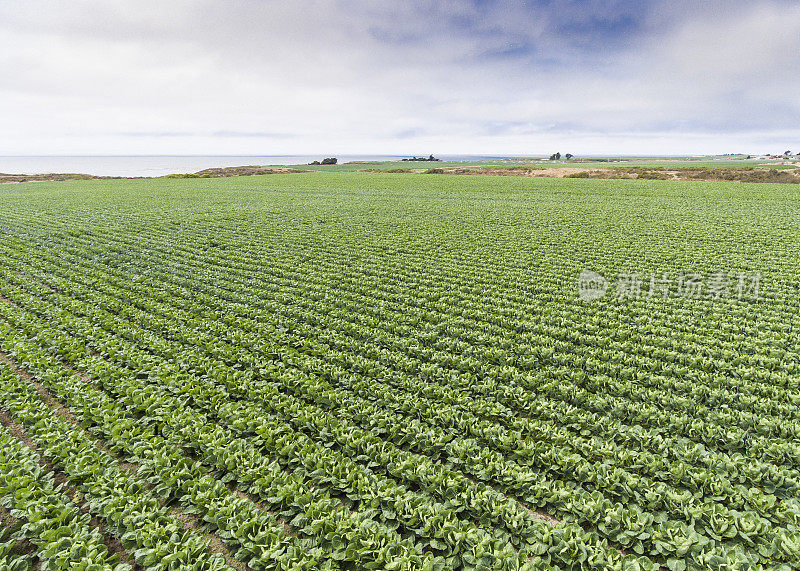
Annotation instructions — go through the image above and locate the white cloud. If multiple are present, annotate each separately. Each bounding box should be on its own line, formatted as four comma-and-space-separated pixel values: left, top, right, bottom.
0, 0, 798, 156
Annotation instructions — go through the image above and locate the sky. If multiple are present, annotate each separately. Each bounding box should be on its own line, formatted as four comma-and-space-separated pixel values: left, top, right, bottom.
1, 0, 799, 156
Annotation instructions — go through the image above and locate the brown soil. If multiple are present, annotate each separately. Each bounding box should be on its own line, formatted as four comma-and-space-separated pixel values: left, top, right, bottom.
0, 166, 303, 183
0, 354, 77, 426
504, 493, 561, 526
4, 162, 800, 184
0, 506, 41, 566
0, 173, 112, 184
0, 409, 38, 450
169, 508, 246, 571
165, 166, 304, 178
413, 165, 800, 183
0, 504, 17, 528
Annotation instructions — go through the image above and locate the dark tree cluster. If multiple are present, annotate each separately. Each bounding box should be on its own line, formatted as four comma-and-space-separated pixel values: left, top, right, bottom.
309, 158, 338, 165
402, 155, 440, 162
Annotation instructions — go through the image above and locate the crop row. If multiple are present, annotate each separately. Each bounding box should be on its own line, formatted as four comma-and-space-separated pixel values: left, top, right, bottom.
0, 249, 792, 564
0, 287, 637, 569
2, 230, 797, 493
2, 236, 799, 503
0, 362, 233, 570
0, 422, 124, 570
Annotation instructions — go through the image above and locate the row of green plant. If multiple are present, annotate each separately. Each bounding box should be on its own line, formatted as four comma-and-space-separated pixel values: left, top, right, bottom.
0, 364, 232, 571
1, 239, 800, 564
0, 423, 124, 570
4, 231, 797, 500
2, 172, 799, 569
4, 226, 785, 484
0, 283, 630, 569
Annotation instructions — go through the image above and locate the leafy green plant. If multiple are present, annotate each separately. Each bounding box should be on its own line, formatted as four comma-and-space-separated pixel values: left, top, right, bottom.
1, 172, 800, 569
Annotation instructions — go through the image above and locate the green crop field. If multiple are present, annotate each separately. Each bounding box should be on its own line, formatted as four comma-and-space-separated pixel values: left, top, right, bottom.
0, 173, 799, 570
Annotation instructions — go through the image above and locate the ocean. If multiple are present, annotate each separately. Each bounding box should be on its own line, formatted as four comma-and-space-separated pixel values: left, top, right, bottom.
0, 155, 529, 178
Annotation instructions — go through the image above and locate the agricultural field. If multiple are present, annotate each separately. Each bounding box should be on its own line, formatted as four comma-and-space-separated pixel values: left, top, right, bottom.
0, 172, 799, 570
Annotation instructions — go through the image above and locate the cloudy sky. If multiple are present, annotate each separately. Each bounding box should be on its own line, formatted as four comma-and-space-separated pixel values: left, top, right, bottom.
1, 0, 798, 156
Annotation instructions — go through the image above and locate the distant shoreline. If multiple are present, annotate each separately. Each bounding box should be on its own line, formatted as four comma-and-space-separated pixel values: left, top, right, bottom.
0, 154, 781, 178
3, 158, 799, 185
